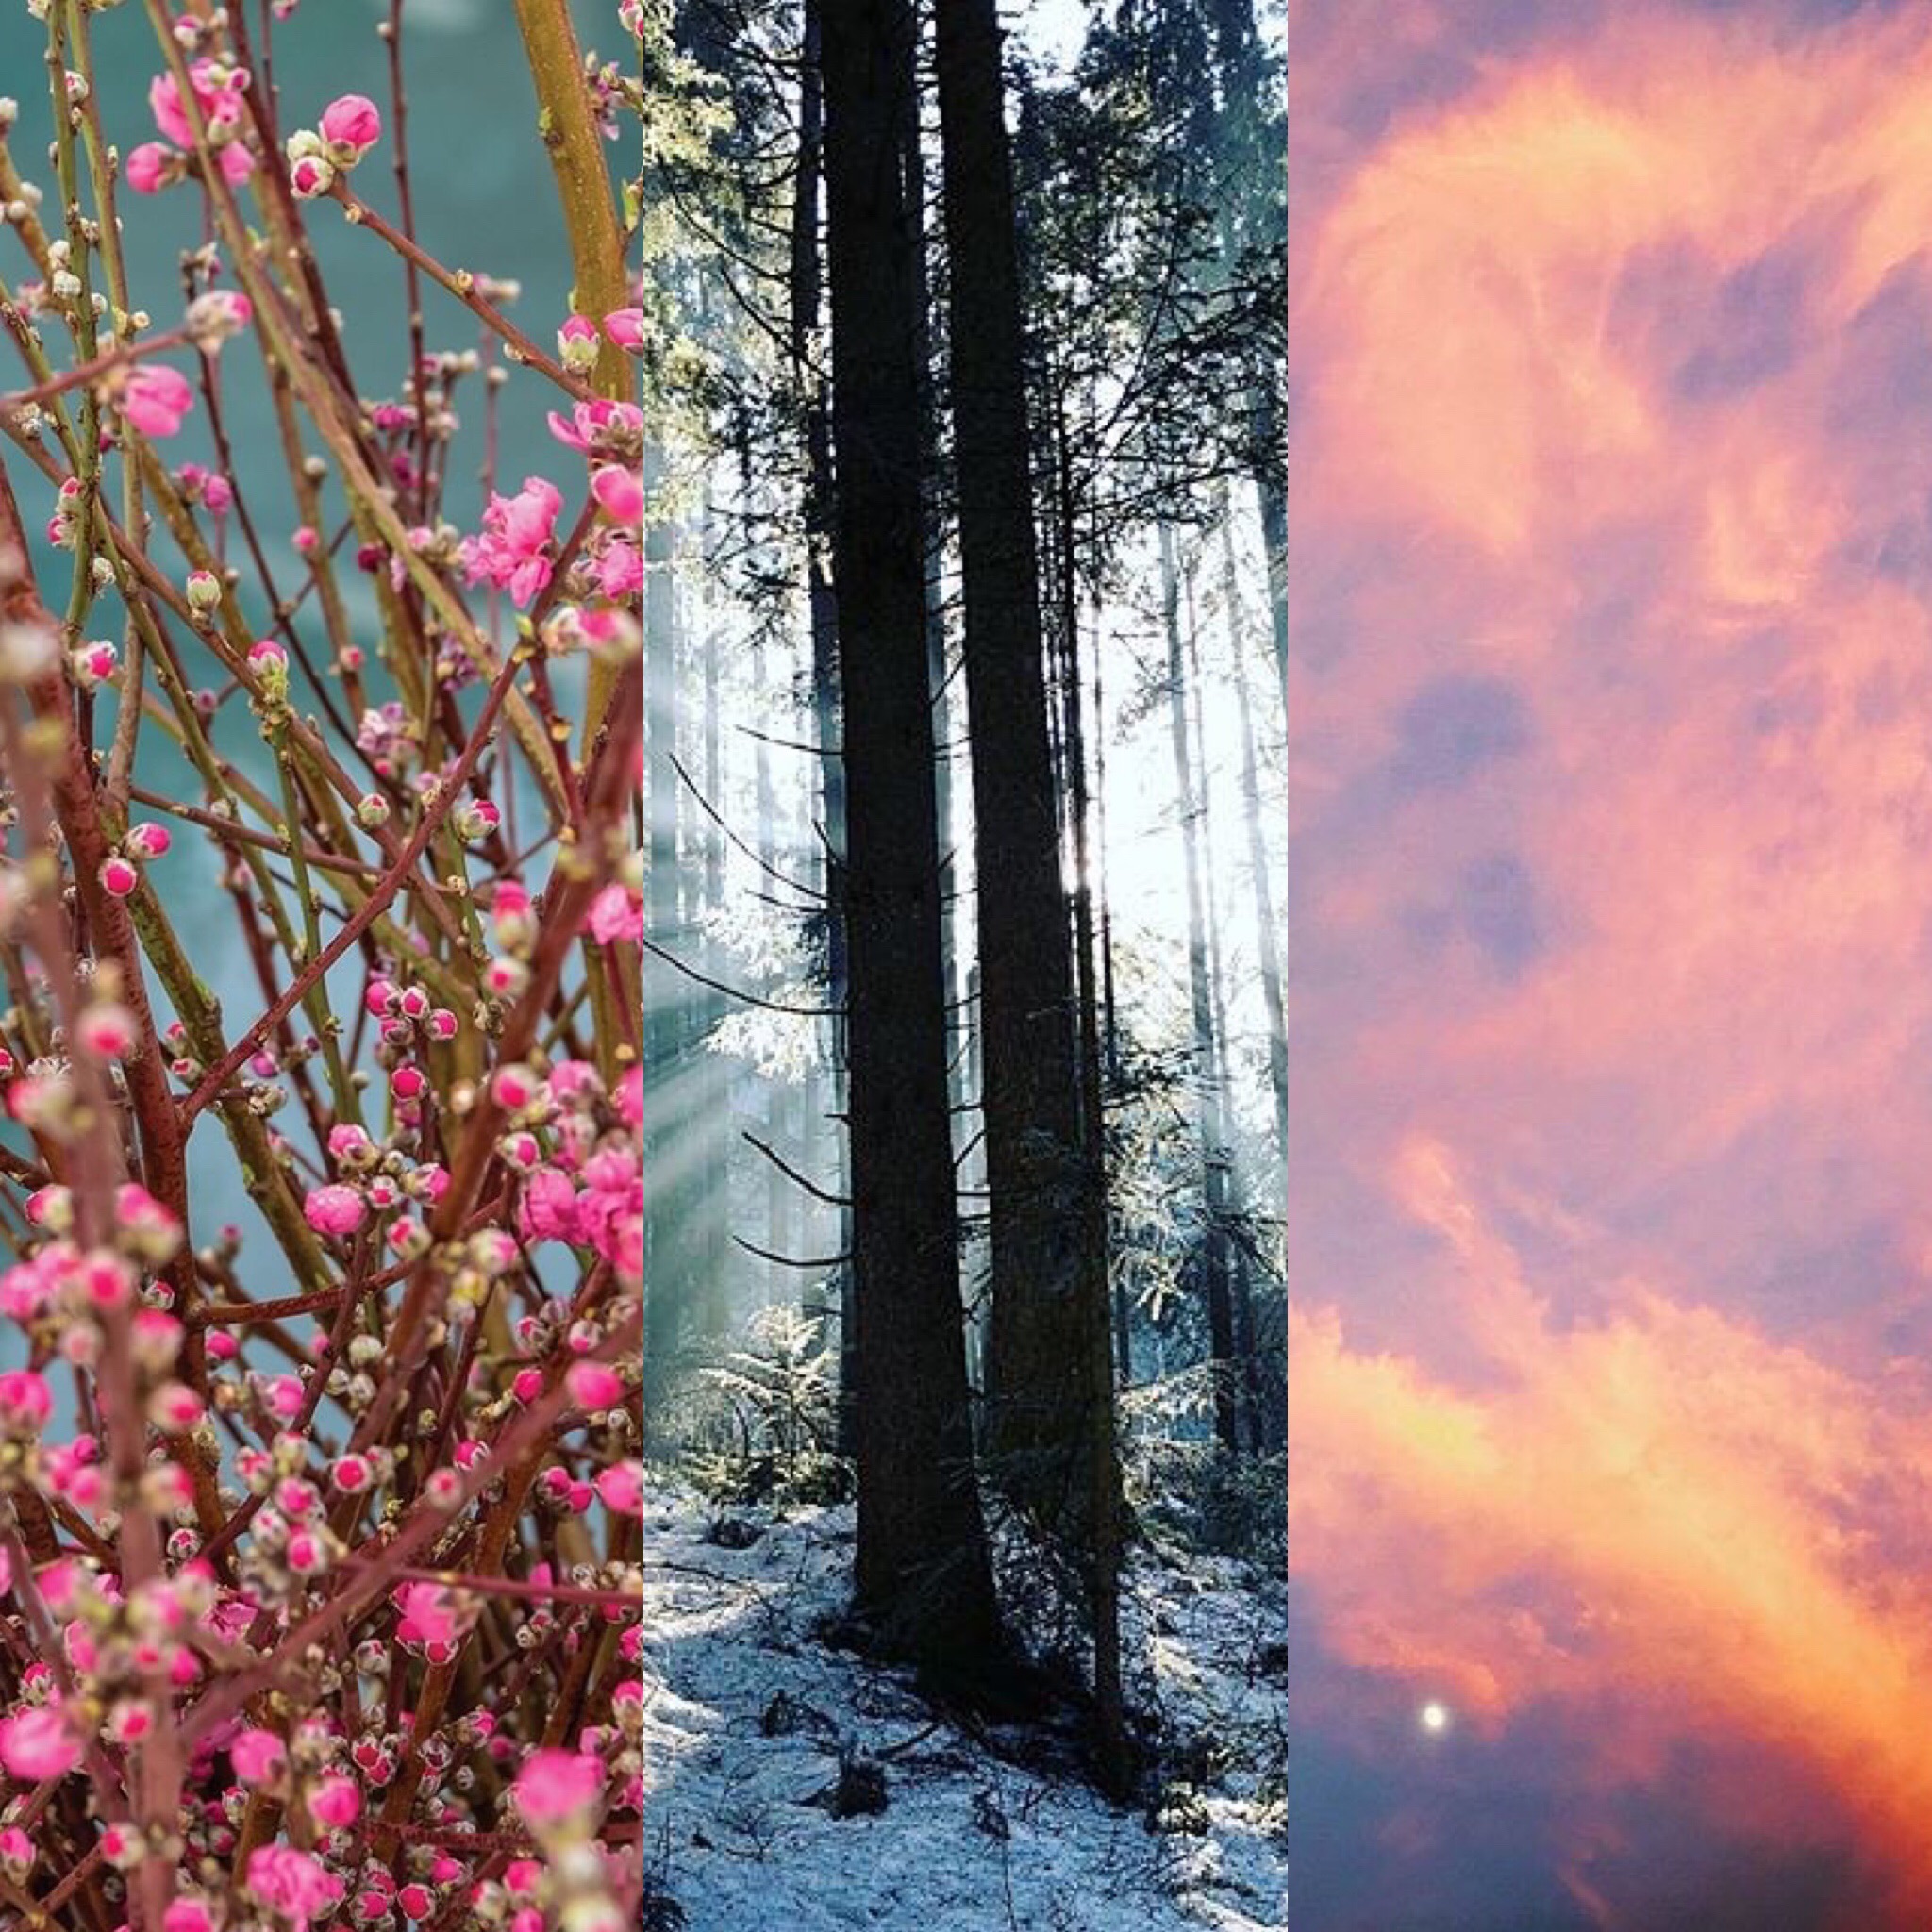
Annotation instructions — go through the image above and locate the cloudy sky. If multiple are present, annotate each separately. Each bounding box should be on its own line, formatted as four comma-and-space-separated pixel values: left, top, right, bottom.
1286, 3, 1932, 1924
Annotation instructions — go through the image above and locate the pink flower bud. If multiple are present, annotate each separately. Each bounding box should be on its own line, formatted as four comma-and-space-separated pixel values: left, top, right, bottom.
309, 1773, 360, 1828
319, 93, 382, 160
592, 464, 645, 525
264, 1375, 306, 1420
99, 856, 140, 898
595, 1460, 643, 1515
286, 1530, 328, 1576
491, 1064, 539, 1111
558, 312, 601, 375
512, 1368, 543, 1405
287, 150, 334, 200
0, 1707, 79, 1782
567, 1362, 625, 1410
232, 1727, 286, 1783
147, 1383, 204, 1432
71, 640, 119, 687
125, 822, 172, 859
75, 1003, 137, 1060
603, 308, 646, 350
391, 1064, 425, 1101
303, 1184, 366, 1238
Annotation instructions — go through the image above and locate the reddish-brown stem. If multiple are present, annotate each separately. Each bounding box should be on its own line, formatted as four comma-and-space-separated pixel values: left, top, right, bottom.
178, 641, 527, 1123
331, 183, 597, 404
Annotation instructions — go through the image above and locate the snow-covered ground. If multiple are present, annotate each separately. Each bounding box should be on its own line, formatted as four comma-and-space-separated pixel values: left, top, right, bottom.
625, 1484, 1287, 1931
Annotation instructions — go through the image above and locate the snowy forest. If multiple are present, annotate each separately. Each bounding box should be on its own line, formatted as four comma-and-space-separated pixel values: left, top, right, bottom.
0, 1, 1285, 1929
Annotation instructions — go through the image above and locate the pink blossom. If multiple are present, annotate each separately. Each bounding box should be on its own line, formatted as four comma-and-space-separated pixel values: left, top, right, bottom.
149, 61, 245, 150
319, 93, 382, 159
521, 1167, 579, 1244
394, 1581, 458, 1649
246, 1843, 340, 1931
587, 882, 643, 946
303, 1184, 366, 1238
546, 398, 645, 458
459, 476, 562, 608
125, 142, 175, 194
124, 365, 194, 439
512, 1747, 605, 1825
592, 537, 644, 598
99, 856, 140, 898
164, 1901, 215, 1932
0, 1372, 51, 1439
0, 1707, 79, 1782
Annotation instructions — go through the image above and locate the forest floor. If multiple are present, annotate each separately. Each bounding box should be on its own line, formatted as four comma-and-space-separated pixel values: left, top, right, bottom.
625, 1480, 1286, 1931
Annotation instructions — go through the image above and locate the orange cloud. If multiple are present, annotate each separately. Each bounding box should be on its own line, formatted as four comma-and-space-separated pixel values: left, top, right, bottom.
1291, 1143, 1932, 1915
1289, 8, 1932, 1909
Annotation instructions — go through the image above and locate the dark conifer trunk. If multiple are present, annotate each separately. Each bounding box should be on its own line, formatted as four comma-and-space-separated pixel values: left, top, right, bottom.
933, 0, 1093, 1531
790, 0, 857, 1436
819, 0, 1004, 1668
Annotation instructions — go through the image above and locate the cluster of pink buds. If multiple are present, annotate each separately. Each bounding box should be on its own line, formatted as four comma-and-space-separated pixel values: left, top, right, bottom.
98, 819, 171, 899
285, 92, 382, 198
44, 475, 83, 549
500, 1054, 645, 1286
175, 461, 234, 515
128, 55, 255, 196
356, 699, 418, 779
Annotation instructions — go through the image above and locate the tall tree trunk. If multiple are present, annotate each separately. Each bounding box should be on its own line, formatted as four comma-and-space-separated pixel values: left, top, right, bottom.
1185, 579, 1260, 1457
1220, 497, 1286, 1215
750, 627, 791, 1307
696, 533, 730, 1340
641, 472, 682, 1393
791, 0, 857, 1442
934, 0, 1092, 1536
819, 0, 1004, 1669
1158, 524, 1240, 1457
1050, 391, 1128, 1789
